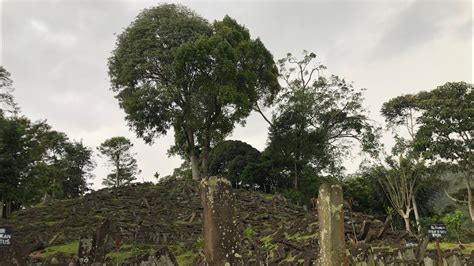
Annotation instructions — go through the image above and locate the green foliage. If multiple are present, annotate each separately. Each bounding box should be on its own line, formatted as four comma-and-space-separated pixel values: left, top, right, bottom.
442, 211, 465, 240
167, 161, 193, 180
413, 82, 473, 220
172, 244, 199, 266
240, 149, 290, 192
108, 4, 279, 180
244, 226, 255, 237
208, 140, 260, 186
42, 241, 79, 258
106, 244, 153, 264
414, 82, 473, 167
386, 207, 395, 218
0, 114, 94, 210
97, 136, 140, 187
420, 211, 467, 241
381, 94, 419, 134
175, 250, 199, 266
427, 242, 474, 254
343, 174, 389, 216
266, 51, 380, 194
193, 237, 204, 249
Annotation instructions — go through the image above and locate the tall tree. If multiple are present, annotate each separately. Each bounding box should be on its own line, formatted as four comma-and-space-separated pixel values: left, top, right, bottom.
381, 94, 424, 230
108, 4, 279, 180
268, 51, 380, 189
56, 141, 95, 198
414, 82, 474, 222
98, 137, 140, 187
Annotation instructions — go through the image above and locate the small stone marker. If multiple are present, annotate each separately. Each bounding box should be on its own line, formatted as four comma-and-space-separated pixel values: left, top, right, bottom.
427, 224, 447, 239
0, 227, 12, 247
200, 176, 241, 265
317, 183, 347, 266
78, 235, 94, 265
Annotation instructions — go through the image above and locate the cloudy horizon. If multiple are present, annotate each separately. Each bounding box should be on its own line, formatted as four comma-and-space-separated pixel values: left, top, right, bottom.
2, 0, 472, 190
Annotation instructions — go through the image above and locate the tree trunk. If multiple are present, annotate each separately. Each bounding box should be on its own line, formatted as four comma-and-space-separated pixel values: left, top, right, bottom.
186, 127, 200, 181
412, 194, 421, 232
190, 154, 200, 181
201, 131, 210, 178
5, 201, 11, 218
202, 155, 208, 178
465, 175, 474, 223
293, 160, 298, 190
116, 154, 120, 187
399, 207, 412, 232
0, 199, 4, 219
403, 213, 411, 233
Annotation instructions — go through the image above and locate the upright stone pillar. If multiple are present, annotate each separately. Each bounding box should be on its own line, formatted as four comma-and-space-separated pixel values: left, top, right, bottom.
200, 177, 240, 265
317, 183, 347, 266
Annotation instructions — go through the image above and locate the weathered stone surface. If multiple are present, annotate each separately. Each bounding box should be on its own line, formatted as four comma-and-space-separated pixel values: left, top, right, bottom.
317, 183, 346, 266
200, 176, 241, 265
445, 253, 463, 266
154, 246, 178, 266
92, 219, 111, 263
0, 239, 27, 266
467, 250, 474, 265
358, 220, 371, 241
78, 235, 94, 265
423, 256, 437, 266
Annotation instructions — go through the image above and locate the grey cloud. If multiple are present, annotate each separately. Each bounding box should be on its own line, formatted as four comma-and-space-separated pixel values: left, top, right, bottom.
371, 0, 471, 59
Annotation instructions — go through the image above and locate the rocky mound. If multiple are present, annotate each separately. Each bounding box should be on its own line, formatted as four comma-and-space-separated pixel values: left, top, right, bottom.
2, 178, 408, 265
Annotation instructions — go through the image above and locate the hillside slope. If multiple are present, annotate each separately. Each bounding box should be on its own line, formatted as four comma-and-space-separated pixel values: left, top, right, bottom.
3, 178, 403, 265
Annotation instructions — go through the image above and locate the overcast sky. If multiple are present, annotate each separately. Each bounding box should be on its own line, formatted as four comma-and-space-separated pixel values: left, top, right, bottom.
1, 0, 472, 189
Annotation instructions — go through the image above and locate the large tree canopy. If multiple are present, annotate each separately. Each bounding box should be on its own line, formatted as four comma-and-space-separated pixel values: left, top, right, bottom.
414, 81, 473, 221
267, 51, 380, 190
0, 114, 94, 217
108, 4, 279, 180
208, 140, 260, 186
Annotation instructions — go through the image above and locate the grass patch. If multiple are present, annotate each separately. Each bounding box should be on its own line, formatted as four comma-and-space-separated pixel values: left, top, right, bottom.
175, 250, 199, 266
427, 242, 474, 254
174, 219, 191, 225
260, 193, 275, 201
194, 237, 204, 250
42, 241, 79, 258
284, 231, 318, 241
106, 244, 154, 264
170, 244, 199, 266
260, 233, 278, 258
244, 226, 255, 237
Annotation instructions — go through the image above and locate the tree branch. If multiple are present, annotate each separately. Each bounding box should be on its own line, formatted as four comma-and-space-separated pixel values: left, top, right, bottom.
444, 189, 468, 204
254, 103, 273, 127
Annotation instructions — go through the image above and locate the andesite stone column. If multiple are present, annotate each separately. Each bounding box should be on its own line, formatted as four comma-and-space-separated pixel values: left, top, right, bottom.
200, 176, 241, 265
317, 183, 347, 266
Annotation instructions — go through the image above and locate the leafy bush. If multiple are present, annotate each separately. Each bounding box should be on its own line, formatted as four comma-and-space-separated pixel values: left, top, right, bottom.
442, 211, 465, 241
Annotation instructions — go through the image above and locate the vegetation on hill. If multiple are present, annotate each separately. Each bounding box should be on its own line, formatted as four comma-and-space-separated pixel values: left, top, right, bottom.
6, 178, 416, 265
